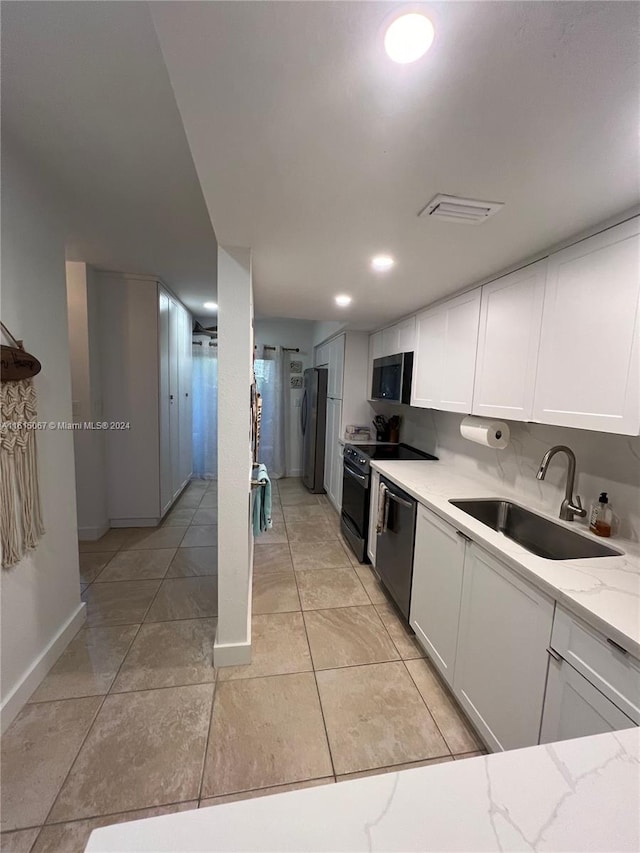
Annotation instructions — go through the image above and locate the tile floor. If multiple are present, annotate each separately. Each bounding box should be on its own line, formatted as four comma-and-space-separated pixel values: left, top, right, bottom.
1, 477, 485, 853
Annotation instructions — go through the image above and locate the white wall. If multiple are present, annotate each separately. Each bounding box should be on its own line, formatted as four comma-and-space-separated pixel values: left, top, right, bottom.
215, 247, 254, 667
254, 318, 314, 477
374, 402, 640, 542
1, 139, 85, 730
312, 320, 346, 347
66, 262, 108, 540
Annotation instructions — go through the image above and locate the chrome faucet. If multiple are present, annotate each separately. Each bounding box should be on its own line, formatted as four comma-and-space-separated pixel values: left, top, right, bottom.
536, 445, 587, 522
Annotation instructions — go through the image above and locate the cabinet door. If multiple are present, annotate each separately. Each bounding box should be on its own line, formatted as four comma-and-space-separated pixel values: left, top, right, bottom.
453, 544, 554, 751
382, 325, 399, 357
411, 307, 445, 408
328, 335, 345, 399
168, 298, 181, 498
316, 343, 329, 367
368, 332, 384, 399
410, 507, 466, 685
159, 289, 173, 515
323, 401, 334, 494
332, 437, 344, 511
396, 317, 416, 352
439, 289, 481, 413
367, 470, 380, 564
473, 261, 546, 421
540, 657, 634, 744
533, 217, 640, 435
178, 306, 193, 486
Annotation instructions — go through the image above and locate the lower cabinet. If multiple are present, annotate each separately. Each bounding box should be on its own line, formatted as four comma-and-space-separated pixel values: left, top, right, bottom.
367, 470, 380, 564
540, 656, 634, 743
410, 507, 465, 683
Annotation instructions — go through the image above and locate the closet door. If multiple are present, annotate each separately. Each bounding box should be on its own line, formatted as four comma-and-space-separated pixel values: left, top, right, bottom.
159, 288, 173, 515
168, 297, 181, 498
178, 306, 193, 486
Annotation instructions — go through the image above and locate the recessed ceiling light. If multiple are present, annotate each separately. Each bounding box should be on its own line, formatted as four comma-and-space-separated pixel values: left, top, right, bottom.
335, 294, 352, 307
384, 13, 435, 64
203, 301, 218, 310
371, 255, 395, 272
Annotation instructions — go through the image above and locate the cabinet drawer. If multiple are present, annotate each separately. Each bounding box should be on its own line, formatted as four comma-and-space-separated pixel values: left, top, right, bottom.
551, 606, 640, 723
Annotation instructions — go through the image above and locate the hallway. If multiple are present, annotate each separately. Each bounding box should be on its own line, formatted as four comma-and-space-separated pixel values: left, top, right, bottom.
1, 477, 484, 853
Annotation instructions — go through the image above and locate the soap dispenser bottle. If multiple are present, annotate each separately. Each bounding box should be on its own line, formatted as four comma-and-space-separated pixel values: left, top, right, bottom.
589, 492, 612, 537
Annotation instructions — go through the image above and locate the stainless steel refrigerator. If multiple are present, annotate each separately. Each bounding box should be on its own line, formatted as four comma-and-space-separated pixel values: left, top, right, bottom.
301, 368, 328, 493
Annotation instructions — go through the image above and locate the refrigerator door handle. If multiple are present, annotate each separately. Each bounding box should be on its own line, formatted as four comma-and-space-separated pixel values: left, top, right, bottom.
301, 389, 307, 435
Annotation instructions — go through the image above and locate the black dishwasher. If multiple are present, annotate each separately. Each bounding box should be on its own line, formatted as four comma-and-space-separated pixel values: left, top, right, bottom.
374, 476, 417, 620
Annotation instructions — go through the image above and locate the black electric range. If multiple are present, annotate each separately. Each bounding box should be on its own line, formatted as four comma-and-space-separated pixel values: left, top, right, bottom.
341, 443, 438, 562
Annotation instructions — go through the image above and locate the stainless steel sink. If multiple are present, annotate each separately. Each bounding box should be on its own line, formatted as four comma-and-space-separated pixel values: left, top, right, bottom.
449, 499, 623, 560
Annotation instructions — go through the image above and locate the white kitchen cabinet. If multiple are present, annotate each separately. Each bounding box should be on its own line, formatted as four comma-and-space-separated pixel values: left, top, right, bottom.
327, 335, 345, 399
472, 261, 546, 421
315, 342, 330, 367
412, 290, 480, 412
453, 543, 554, 751
533, 217, 640, 435
324, 396, 343, 511
540, 656, 634, 744
99, 273, 192, 525
410, 507, 466, 684
367, 331, 384, 398
396, 316, 416, 352
367, 470, 380, 565
382, 325, 399, 358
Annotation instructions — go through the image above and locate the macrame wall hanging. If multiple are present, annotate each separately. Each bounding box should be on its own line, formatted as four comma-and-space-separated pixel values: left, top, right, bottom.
1, 321, 45, 568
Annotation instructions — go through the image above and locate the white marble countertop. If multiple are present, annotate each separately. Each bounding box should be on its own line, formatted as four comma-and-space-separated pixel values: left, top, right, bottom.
371, 458, 640, 659
86, 728, 639, 852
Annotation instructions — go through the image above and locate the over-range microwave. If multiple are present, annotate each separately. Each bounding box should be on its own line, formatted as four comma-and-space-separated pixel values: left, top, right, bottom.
371, 352, 413, 405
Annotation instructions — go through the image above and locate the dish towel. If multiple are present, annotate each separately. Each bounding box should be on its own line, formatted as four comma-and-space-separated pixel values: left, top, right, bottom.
252, 464, 273, 536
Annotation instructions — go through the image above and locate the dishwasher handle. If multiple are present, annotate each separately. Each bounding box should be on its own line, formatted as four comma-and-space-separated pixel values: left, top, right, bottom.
378, 482, 413, 534
386, 489, 413, 510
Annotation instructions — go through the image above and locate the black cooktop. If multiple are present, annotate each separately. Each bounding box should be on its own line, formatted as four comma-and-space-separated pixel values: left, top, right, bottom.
347, 443, 438, 463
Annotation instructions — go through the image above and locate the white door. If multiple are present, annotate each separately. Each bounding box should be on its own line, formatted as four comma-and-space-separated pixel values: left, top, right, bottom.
168, 297, 181, 498
382, 325, 399, 357
158, 289, 172, 514
411, 307, 445, 408
439, 289, 481, 413
327, 335, 345, 399
540, 657, 634, 744
178, 305, 193, 486
396, 317, 416, 352
324, 398, 336, 494
325, 398, 343, 509
332, 433, 344, 510
473, 261, 546, 421
367, 470, 380, 565
453, 543, 554, 751
533, 217, 640, 435
410, 507, 466, 685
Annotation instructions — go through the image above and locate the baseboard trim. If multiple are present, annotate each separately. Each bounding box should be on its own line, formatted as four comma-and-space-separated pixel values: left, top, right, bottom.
78, 522, 110, 541
110, 518, 159, 528
1, 601, 87, 733
213, 638, 252, 667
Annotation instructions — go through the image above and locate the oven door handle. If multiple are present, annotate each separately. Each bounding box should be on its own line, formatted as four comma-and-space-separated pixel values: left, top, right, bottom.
343, 464, 368, 482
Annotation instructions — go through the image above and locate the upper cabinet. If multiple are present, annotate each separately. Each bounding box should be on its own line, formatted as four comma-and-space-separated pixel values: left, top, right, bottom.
472, 260, 546, 421
412, 289, 481, 413
327, 335, 345, 399
533, 218, 640, 435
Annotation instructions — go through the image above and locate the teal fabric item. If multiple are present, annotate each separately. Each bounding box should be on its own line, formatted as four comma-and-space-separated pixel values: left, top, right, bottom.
252, 464, 272, 536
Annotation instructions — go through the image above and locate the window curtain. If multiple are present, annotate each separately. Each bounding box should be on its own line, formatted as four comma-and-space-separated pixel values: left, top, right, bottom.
192, 339, 218, 479
255, 346, 286, 479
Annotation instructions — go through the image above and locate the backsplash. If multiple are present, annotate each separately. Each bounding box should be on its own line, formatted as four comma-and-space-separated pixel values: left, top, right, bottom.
373, 404, 640, 542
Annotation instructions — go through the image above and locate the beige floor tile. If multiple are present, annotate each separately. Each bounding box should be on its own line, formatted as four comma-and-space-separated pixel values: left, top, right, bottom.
49, 685, 214, 823
198, 492, 217, 508
304, 606, 399, 669
336, 755, 452, 782
145, 577, 217, 622
295, 568, 370, 610
453, 750, 486, 760
289, 539, 351, 571
374, 601, 425, 660
252, 571, 300, 614
167, 546, 217, 577
173, 492, 202, 510
82, 581, 160, 627
0, 697, 102, 832
162, 508, 196, 526
255, 522, 288, 545
353, 564, 388, 604
282, 505, 330, 523
127, 527, 188, 550
78, 552, 112, 585
316, 662, 449, 775
191, 507, 218, 526
217, 612, 311, 681
0, 828, 40, 853
285, 519, 337, 544
29, 626, 138, 702
32, 802, 197, 853
269, 505, 285, 524
200, 777, 334, 808
279, 491, 323, 507
111, 619, 216, 692
94, 549, 175, 582
180, 525, 217, 548
78, 529, 135, 553
337, 534, 362, 566
405, 658, 483, 754
253, 544, 293, 572
202, 673, 332, 797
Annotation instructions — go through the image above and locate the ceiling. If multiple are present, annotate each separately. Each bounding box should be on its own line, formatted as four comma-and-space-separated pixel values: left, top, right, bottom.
150, 0, 639, 327
1, 1, 218, 317
2, 2, 638, 329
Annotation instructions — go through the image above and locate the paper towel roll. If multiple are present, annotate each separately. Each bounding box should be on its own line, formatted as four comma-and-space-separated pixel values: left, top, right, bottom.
460, 416, 510, 449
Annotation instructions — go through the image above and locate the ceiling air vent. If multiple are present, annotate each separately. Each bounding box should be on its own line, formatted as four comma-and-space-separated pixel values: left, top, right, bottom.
419, 194, 504, 225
